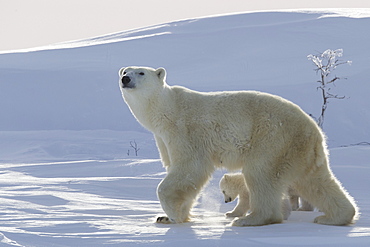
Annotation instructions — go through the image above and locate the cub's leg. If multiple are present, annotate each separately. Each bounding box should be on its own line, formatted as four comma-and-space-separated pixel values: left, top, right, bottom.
288, 187, 314, 211
289, 191, 299, 211
299, 198, 314, 211
226, 192, 250, 217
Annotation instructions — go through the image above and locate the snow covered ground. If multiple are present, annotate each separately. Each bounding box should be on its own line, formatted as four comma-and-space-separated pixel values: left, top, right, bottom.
0, 9, 370, 246
0, 139, 369, 246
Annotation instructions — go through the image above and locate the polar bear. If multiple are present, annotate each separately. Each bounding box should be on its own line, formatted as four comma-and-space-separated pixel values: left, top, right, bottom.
118, 66, 358, 226
220, 173, 292, 220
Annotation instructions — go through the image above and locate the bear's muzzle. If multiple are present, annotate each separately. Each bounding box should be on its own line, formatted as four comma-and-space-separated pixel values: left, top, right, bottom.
121, 76, 131, 87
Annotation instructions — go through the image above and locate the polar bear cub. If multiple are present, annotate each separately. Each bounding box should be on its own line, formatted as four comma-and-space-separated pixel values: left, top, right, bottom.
119, 66, 358, 226
220, 173, 291, 220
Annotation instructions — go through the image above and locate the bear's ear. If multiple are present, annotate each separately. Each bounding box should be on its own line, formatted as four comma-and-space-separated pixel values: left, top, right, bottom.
224, 174, 230, 181
118, 67, 125, 77
156, 67, 166, 81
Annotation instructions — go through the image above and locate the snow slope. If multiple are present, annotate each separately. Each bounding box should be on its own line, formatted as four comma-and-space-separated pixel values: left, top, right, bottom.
1, 9, 370, 146
0, 9, 369, 246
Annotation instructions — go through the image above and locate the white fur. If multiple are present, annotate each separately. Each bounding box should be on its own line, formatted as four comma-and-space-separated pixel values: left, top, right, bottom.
220, 173, 292, 220
119, 66, 358, 226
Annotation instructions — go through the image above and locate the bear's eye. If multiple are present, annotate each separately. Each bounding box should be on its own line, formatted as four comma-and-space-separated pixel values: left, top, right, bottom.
222, 190, 226, 194
139, 72, 145, 76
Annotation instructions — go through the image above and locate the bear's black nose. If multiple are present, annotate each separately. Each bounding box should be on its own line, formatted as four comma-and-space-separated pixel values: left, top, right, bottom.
122, 76, 131, 85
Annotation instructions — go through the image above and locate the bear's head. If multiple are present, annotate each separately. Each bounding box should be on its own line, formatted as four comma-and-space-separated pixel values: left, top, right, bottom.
118, 66, 166, 92
118, 66, 168, 130
219, 174, 239, 203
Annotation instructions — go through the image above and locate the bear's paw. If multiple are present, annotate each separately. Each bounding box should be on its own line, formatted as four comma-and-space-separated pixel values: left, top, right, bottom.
313, 215, 353, 226
232, 214, 283, 227
156, 216, 174, 224
226, 211, 243, 218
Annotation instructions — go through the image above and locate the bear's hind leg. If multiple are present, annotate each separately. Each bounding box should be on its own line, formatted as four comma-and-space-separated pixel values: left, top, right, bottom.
294, 165, 358, 226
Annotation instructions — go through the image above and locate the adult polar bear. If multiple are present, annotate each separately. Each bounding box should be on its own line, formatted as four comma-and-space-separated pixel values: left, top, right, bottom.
118, 66, 358, 226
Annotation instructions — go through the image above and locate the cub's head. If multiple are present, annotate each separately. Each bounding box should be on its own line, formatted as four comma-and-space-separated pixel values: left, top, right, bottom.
118, 66, 166, 92
219, 174, 239, 203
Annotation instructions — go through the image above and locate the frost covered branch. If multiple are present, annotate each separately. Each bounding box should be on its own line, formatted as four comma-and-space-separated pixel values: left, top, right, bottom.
307, 49, 351, 129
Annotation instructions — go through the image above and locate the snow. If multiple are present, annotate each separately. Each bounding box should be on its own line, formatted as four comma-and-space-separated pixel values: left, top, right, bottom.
0, 146, 369, 246
0, 9, 370, 246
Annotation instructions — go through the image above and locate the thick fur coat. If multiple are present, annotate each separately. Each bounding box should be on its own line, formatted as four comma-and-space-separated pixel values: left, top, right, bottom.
119, 66, 358, 226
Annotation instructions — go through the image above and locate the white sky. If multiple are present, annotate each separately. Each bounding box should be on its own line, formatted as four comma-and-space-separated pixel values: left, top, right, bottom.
1, 0, 370, 51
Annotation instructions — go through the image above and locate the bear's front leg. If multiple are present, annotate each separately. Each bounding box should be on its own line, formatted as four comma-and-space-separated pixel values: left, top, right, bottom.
156, 172, 201, 224
232, 170, 284, 226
